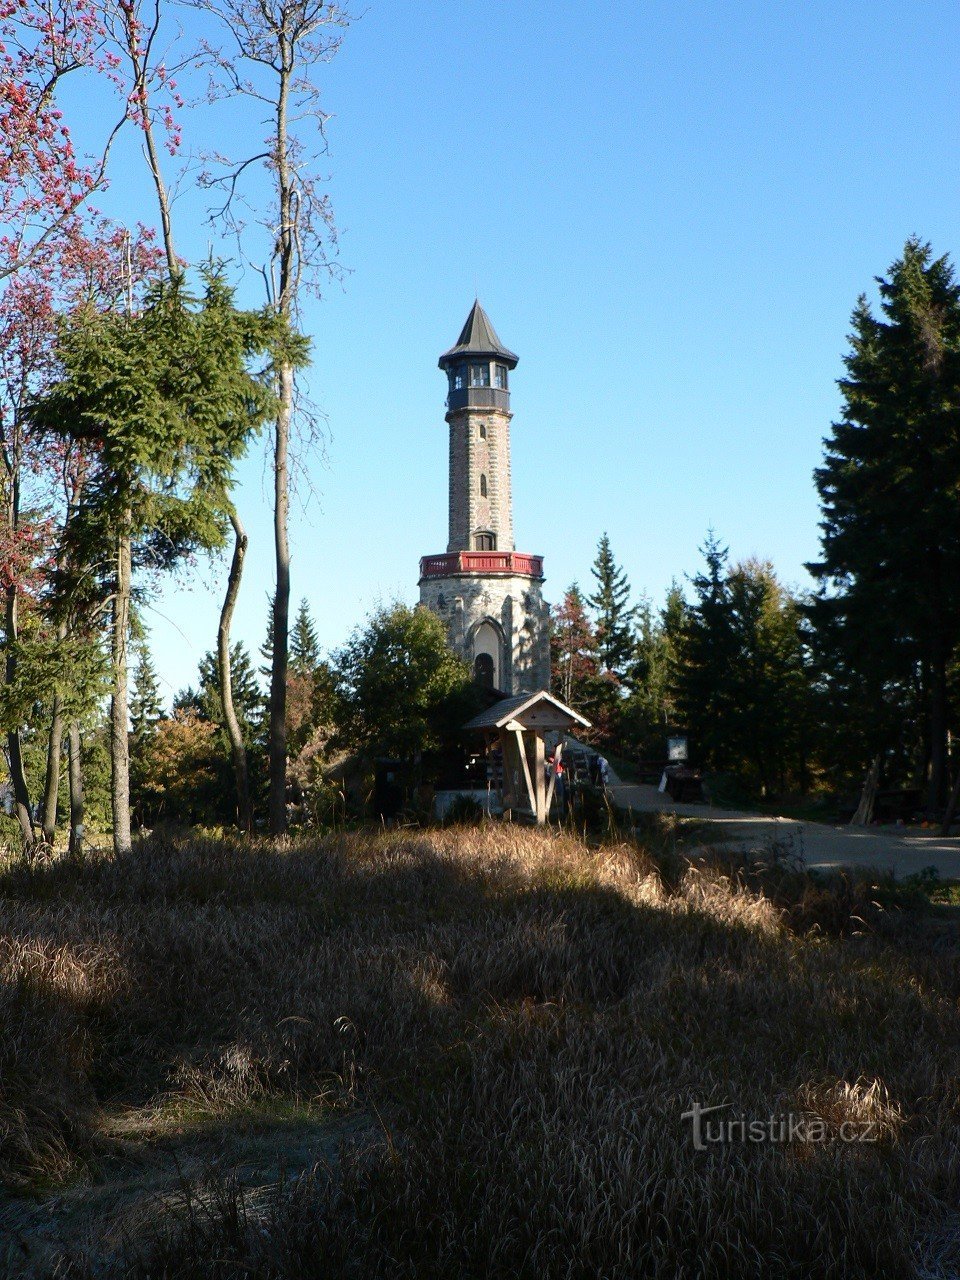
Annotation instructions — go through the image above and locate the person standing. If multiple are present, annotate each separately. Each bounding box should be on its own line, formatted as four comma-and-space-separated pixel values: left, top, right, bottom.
553, 756, 566, 818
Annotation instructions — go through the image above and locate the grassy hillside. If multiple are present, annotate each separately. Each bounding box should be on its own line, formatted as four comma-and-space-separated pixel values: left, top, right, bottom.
1, 824, 959, 1277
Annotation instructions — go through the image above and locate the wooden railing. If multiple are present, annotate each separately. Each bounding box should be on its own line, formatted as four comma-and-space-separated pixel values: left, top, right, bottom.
420, 551, 544, 578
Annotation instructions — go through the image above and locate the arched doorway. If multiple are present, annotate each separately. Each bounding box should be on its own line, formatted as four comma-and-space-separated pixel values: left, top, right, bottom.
474, 652, 494, 688
471, 620, 502, 690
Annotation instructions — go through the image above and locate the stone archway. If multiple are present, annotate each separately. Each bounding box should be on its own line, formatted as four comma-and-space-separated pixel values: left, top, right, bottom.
469, 618, 504, 691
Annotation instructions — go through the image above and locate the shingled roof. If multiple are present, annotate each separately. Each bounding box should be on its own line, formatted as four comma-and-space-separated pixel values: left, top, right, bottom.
463, 690, 590, 733
439, 300, 519, 368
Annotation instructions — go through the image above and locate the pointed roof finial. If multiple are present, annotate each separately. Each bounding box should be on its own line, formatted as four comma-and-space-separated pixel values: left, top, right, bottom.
439, 300, 518, 368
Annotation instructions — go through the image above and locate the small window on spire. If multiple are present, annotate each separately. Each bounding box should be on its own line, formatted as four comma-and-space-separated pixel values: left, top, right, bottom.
480, 474, 487, 497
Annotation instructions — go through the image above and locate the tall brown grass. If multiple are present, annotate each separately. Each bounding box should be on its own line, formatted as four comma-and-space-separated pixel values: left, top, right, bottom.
1, 824, 959, 1277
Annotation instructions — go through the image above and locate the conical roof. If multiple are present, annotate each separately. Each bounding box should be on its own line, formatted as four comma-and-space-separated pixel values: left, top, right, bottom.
439, 300, 518, 368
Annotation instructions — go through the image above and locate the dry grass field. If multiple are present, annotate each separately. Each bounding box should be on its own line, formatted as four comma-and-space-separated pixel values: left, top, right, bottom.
2, 821, 960, 1277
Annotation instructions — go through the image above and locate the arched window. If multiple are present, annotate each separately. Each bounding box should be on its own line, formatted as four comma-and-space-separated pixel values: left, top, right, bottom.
479, 424, 486, 439
474, 653, 494, 688
475, 532, 496, 551
480, 474, 487, 497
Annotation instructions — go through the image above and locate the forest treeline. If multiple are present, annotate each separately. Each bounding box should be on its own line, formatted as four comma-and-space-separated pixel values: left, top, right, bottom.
0, 0, 348, 853
558, 239, 960, 823
4, 4, 960, 841
8, 223, 960, 841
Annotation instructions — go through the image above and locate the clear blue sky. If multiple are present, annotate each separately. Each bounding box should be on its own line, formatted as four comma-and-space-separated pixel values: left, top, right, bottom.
79, 0, 960, 704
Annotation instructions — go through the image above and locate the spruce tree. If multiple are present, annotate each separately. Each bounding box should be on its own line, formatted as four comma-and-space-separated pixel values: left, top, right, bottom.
259, 591, 275, 682
674, 538, 812, 792
130, 645, 164, 748
29, 273, 289, 853
620, 587, 686, 758
291, 598, 321, 674
674, 532, 736, 771
197, 643, 265, 747
810, 237, 960, 814
588, 533, 636, 680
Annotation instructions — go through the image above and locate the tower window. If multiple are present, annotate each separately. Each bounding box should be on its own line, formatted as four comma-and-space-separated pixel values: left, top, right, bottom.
479, 424, 486, 439
469, 363, 490, 388
494, 364, 508, 389
480, 474, 487, 497
475, 532, 496, 551
451, 367, 465, 391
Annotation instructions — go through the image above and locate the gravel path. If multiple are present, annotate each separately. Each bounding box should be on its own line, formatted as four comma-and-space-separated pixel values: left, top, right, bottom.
608, 781, 960, 879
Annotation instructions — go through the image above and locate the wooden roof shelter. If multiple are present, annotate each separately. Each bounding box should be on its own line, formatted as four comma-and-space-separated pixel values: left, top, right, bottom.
463, 691, 590, 823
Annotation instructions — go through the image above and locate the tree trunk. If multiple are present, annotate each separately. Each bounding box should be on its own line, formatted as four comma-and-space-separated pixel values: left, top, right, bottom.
111, 528, 132, 855
927, 649, 948, 819
67, 721, 85, 855
40, 691, 64, 846
120, 4, 179, 282
5, 582, 34, 847
940, 765, 960, 836
267, 41, 295, 840
220, 511, 253, 832
268, 362, 293, 836
851, 753, 882, 827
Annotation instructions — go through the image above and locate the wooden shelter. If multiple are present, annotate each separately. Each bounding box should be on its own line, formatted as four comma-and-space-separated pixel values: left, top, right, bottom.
463, 691, 591, 823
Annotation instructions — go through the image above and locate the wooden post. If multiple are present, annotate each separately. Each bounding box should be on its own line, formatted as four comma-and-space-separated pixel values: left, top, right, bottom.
488, 731, 504, 809
533, 732, 546, 823
498, 728, 513, 807
513, 726, 536, 813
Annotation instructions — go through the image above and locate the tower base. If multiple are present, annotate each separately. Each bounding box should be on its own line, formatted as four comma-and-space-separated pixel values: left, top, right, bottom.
419, 554, 550, 695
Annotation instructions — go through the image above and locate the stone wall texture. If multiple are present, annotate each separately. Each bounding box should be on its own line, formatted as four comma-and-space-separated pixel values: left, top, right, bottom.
446, 406, 514, 552
419, 572, 550, 694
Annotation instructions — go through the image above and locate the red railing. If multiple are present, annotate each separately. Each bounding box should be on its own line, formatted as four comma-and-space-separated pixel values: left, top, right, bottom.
420, 551, 544, 578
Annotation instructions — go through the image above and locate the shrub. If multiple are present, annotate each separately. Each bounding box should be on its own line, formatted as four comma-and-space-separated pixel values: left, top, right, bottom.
443, 794, 484, 826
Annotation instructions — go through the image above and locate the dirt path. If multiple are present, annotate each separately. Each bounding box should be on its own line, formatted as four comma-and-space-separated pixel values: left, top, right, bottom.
608, 780, 960, 879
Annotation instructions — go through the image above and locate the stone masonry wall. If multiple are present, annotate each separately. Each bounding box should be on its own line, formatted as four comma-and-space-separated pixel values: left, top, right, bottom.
446, 407, 514, 552
420, 572, 550, 694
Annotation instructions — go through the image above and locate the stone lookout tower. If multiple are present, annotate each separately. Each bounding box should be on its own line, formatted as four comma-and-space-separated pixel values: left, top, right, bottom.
419, 301, 550, 694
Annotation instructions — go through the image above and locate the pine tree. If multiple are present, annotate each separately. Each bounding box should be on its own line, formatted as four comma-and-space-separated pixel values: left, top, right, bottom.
197, 642, 265, 747
28, 273, 288, 853
674, 532, 737, 771
620, 587, 686, 757
588, 533, 636, 680
130, 644, 164, 748
723, 559, 810, 794
810, 237, 960, 814
291, 598, 320, 674
259, 591, 275, 681
674, 538, 812, 792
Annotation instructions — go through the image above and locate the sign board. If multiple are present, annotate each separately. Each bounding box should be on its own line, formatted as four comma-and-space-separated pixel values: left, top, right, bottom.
667, 735, 689, 763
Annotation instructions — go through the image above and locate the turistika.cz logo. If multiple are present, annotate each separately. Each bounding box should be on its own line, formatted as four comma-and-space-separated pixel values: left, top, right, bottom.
681, 1102, 881, 1150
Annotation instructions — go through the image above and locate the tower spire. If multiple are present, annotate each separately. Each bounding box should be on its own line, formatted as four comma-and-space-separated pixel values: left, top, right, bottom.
440, 300, 519, 367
